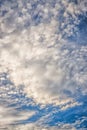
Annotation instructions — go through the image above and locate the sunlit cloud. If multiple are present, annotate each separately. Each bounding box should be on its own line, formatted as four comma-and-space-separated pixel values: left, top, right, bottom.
0, 105, 36, 128
0, 0, 87, 129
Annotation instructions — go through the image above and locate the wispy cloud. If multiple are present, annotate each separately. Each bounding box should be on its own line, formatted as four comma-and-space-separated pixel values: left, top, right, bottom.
0, 105, 36, 128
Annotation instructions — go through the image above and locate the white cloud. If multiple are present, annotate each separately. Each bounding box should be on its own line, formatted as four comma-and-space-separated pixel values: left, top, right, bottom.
60, 101, 82, 111
0, 1, 87, 130
6, 122, 77, 130
0, 0, 87, 109
77, 0, 87, 12
0, 105, 36, 128
0, 22, 87, 107
0, 26, 87, 106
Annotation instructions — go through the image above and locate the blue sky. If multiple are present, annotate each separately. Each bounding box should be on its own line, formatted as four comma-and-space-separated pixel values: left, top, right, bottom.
0, 0, 87, 129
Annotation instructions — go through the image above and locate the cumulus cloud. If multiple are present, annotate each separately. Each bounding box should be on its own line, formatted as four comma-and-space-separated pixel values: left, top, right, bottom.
0, 25, 87, 106
0, 0, 87, 106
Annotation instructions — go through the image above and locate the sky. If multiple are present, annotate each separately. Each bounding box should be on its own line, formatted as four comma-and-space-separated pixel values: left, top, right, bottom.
0, 0, 87, 129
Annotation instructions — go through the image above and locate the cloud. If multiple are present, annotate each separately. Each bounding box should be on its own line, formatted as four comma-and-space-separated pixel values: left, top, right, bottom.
6, 122, 77, 130
60, 101, 82, 111
0, 105, 36, 128
0, 0, 87, 107
0, 2, 87, 130
77, 0, 87, 12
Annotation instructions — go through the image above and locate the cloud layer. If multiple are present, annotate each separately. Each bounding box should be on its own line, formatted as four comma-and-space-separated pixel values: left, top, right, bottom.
0, 0, 87, 129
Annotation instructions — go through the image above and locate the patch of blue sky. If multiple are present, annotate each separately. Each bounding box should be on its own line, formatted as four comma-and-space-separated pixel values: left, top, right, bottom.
41, 104, 87, 128
18, 105, 59, 125
68, 13, 87, 43
0, 0, 4, 6
14, 93, 87, 128
0, 72, 87, 128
